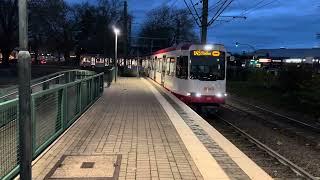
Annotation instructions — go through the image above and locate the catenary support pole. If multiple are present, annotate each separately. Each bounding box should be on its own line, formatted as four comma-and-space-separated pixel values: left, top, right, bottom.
201, 0, 209, 44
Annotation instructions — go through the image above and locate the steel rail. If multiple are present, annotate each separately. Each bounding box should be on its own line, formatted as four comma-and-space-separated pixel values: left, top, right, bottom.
227, 98, 320, 133
214, 114, 318, 180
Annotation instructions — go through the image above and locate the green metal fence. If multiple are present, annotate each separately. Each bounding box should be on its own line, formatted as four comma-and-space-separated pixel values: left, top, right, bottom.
0, 70, 101, 103
0, 70, 105, 180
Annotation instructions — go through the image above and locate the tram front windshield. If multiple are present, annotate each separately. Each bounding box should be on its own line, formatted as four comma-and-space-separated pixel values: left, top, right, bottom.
190, 51, 225, 81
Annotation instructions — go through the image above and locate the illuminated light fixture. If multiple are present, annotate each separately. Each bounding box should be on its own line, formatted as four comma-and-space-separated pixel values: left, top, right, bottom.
195, 93, 202, 97
285, 59, 302, 63
259, 58, 272, 63
204, 44, 213, 51
212, 51, 221, 57
186, 92, 191, 96
224, 93, 228, 97
216, 93, 223, 98
113, 26, 120, 35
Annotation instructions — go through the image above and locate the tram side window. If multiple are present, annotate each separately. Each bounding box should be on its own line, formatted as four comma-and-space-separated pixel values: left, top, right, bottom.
176, 56, 188, 79
166, 58, 171, 75
157, 59, 162, 72
170, 58, 175, 76
154, 59, 157, 71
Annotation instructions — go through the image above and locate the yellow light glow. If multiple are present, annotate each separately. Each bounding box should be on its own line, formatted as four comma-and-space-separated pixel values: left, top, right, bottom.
212, 51, 220, 56
193, 50, 221, 57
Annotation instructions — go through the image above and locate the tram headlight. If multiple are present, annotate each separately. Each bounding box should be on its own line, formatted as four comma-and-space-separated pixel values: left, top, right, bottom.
224, 93, 228, 97
186, 93, 191, 96
216, 93, 223, 98
195, 93, 202, 97
204, 44, 213, 50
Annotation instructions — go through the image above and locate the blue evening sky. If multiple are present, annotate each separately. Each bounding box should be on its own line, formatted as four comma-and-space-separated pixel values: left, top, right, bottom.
66, 0, 320, 52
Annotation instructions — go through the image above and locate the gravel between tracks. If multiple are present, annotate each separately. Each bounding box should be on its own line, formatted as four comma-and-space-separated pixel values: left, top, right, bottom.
211, 106, 320, 178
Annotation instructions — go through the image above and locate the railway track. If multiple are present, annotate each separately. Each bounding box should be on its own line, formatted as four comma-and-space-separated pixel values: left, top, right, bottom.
228, 98, 320, 133
206, 113, 318, 180
224, 99, 320, 148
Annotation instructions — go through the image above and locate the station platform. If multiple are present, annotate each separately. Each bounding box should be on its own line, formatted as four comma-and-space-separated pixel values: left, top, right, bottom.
29, 78, 272, 180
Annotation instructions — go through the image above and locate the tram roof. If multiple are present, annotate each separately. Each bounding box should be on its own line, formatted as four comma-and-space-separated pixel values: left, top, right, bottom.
152, 43, 224, 55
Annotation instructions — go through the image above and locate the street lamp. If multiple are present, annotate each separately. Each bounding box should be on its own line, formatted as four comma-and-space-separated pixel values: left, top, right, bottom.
113, 27, 120, 82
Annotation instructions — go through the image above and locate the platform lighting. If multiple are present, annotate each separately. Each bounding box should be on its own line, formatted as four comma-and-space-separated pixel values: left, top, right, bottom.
113, 27, 120, 82
113, 27, 120, 35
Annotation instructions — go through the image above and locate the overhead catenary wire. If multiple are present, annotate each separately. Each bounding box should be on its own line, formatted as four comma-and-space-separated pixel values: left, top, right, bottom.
208, 0, 235, 25
183, 0, 201, 27
189, 0, 202, 22
208, 0, 225, 12
207, 0, 280, 29
240, 0, 280, 16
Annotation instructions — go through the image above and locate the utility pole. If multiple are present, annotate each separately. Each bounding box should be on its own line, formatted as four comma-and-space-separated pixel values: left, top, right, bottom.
184, 0, 243, 44
18, 0, 32, 179
123, 1, 128, 66
201, 0, 209, 44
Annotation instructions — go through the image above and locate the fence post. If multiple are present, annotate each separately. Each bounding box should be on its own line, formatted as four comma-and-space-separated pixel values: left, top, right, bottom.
64, 72, 70, 83
78, 81, 82, 112
62, 86, 68, 129
100, 74, 104, 94
42, 77, 49, 90
31, 97, 36, 156
91, 78, 94, 101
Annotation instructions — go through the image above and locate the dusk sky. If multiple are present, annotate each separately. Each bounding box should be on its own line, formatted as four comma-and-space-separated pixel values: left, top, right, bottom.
66, 0, 320, 52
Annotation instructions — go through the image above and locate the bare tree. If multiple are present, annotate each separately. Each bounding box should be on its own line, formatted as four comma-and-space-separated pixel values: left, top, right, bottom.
139, 5, 198, 53
0, 0, 18, 66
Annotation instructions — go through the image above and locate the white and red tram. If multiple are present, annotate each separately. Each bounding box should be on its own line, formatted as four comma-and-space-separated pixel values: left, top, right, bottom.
143, 43, 227, 106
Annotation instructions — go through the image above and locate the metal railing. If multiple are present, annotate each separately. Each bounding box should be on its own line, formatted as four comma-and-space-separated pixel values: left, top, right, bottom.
0, 70, 107, 180
0, 70, 99, 102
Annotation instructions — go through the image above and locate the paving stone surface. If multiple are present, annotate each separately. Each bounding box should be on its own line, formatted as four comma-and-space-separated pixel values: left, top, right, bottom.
31, 78, 203, 180
151, 82, 251, 180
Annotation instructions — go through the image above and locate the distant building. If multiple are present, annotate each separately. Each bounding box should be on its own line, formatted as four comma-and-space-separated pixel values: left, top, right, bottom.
254, 48, 320, 64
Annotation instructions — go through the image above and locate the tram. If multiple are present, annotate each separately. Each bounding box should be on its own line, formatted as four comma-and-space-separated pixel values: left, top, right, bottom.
142, 43, 227, 106
80, 54, 113, 68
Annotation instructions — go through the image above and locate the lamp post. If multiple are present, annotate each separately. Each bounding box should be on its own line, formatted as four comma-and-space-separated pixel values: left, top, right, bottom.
113, 27, 120, 82
18, 0, 32, 179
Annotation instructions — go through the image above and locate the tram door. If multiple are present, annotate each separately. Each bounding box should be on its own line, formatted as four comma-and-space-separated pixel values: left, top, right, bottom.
161, 55, 166, 85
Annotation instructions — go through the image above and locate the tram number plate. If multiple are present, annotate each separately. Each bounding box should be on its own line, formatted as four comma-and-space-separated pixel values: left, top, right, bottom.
204, 87, 214, 91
